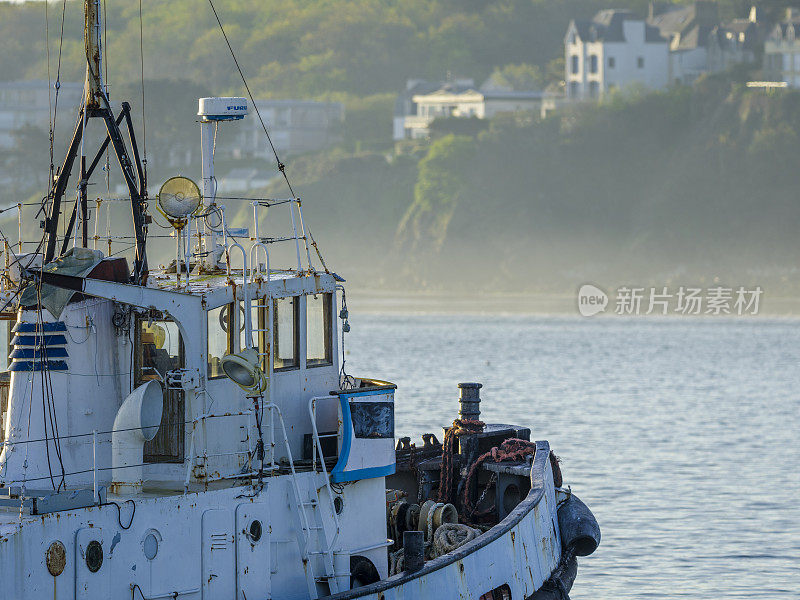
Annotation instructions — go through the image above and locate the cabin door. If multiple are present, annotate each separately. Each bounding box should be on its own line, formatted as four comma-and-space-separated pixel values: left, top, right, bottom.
135, 316, 185, 463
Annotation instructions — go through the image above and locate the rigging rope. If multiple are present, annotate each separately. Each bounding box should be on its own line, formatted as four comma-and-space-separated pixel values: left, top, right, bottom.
205, 0, 296, 198
44, 0, 54, 185
437, 418, 485, 504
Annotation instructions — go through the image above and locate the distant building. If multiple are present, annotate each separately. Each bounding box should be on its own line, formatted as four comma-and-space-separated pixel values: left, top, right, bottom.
763, 8, 800, 87
394, 79, 544, 140
216, 168, 273, 194
393, 79, 452, 140
235, 100, 343, 160
649, 2, 760, 85
564, 10, 669, 100
0, 80, 83, 150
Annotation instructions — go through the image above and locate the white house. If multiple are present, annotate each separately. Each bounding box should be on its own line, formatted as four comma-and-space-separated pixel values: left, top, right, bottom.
649, 2, 760, 85
395, 80, 543, 139
565, 10, 669, 100
764, 8, 800, 87
0, 80, 83, 150
235, 99, 343, 160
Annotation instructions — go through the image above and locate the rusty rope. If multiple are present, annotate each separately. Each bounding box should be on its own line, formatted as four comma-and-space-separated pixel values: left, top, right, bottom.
437, 418, 485, 504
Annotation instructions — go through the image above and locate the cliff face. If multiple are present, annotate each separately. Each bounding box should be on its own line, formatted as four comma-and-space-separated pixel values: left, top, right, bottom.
277, 76, 800, 293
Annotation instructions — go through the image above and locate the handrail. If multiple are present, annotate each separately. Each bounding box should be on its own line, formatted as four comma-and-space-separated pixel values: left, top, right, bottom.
264, 400, 320, 598
308, 395, 342, 550
225, 239, 254, 349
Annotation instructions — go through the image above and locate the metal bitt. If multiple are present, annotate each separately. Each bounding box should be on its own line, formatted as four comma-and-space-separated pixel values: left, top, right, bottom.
457, 382, 482, 421
403, 530, 424, 573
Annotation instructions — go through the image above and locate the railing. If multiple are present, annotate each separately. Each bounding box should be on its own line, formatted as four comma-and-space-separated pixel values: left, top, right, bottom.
308, 395, 342, 548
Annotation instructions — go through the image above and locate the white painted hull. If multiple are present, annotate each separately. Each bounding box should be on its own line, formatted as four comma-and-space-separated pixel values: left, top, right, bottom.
0, 441, 572, 600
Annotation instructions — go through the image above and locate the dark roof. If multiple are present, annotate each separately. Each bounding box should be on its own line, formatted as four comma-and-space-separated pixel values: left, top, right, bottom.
648, 2, 720, 49
569, 9, 665, 44
482, 91, 545, 100
672, 23, 715, 49
394, 80, 443, 116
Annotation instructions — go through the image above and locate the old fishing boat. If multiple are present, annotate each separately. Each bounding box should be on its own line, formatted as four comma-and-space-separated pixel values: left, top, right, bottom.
0, 2, 599, 599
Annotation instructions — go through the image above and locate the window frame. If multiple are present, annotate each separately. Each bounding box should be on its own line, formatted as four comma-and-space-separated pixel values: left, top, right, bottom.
306, 293, 333, 368
273, 296, 300, 372
207, 303, 234, 380
134, 313, 185, 464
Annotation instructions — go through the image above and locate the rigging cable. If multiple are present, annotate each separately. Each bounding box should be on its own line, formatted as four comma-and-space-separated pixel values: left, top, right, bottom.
205, 0, 330, 272
44, 0, 54, 185
205, 0, 295, 197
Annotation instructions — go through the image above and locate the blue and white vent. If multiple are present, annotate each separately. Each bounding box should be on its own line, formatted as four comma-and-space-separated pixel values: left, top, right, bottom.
9, 321, 69, 372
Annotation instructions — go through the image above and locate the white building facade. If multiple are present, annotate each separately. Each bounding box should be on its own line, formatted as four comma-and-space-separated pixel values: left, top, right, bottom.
235, 99, 344, 160
565, 10, 669, 100
396, 81, 543, 139
764, 9, 800, 87
649, 2, 761, 86
0, 80, 82, 150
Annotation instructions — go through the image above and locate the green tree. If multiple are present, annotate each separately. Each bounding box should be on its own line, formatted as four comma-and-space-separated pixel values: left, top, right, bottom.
396, 134, 476, 251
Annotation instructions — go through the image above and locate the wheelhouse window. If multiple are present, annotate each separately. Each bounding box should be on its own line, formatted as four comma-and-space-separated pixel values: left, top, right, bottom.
273, 297, 299, 371
137, 318, 182, 384
240, 298, 267, 370
135, 315, 184, 463
0, 312, 14, 373
208, 304, 233, 379
306, 293, 332, 367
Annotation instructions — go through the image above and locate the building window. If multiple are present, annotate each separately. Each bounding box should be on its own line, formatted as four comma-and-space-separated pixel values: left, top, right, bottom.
306, 294, 332, 367
571, 55, 579, 74
637, 56, 644, 68
569, 81, 579, 98
273, 297, 299, 371
589, 55, 598, 73
608, 56, 615, 68
589, 81, 600, 98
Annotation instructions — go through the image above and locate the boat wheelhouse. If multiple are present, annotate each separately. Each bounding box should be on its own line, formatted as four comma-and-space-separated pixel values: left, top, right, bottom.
0, 2, 599, 598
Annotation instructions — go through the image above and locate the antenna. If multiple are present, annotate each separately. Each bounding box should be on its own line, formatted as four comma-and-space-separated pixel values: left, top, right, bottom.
44, 0, 149, 284
198, 97, 248, 270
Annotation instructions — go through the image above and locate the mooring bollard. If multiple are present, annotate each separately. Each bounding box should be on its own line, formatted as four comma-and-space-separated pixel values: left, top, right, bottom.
403, 530, 425, 573
458, 382, 482, 421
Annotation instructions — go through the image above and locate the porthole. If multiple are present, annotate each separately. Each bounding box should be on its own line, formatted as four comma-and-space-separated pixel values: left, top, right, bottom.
46, 541, 66, 576
143, 533, 159, 560
85, 540, 103, 573
333, 496, 344, 515
248, 520, 262, 542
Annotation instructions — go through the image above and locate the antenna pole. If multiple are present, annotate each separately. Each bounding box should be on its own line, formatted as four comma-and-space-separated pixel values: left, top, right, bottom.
44, 0, 150, 283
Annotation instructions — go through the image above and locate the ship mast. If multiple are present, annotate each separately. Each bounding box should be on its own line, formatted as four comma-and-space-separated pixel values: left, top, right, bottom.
43, 0, 149, 284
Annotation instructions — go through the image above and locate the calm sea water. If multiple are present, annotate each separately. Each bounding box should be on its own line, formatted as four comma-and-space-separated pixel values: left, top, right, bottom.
345, 313, 800, 599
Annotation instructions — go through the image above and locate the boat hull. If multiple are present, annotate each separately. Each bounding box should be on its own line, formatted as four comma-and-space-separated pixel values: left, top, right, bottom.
330, 440, 573, 600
